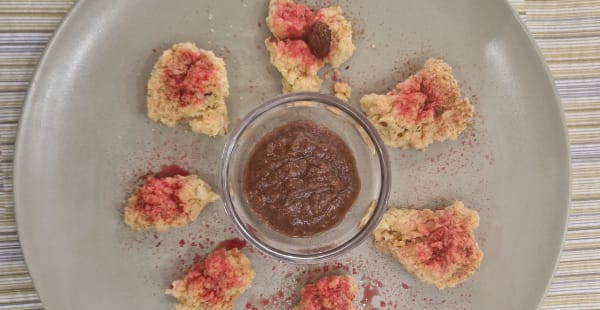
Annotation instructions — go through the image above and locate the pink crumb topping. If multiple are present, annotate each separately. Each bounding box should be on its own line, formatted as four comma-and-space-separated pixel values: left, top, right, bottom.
272, 1, 315, 39
163, 48, 216, 107
392, 73, 448, 123
298, 276, 356, 310
183, 249, 244, 306
134, 176, 186, 222
272, 38, 317, 69
413, 212, 477, 272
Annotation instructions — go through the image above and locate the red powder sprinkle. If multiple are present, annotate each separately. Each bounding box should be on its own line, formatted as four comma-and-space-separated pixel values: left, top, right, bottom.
392, 73, 448, 124
299, 276, 356, 310
216, 238, 247, 250
258, 298, 269, 306
272, 38, 317, 69
380, 301, 386, 307
152, 48, 157, 53
373, 279, 383, 288
181, 249, 247, 306
163, 47, 216, 107
155, 165, 189, 178
134, 177, 185, 222
179, 239, 186, 247
414, 212, 477, 272
401, 283, 410, 289
360, 283, 379, 309
271, 1, 314, 39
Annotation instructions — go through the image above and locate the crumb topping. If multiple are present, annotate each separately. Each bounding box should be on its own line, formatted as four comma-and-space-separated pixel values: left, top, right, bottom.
163, 48, 216, 107
184, 249, 246, 306
271, 1, 315, 39
134, 176, 185, 223
412, 211, 477, 273
360, 59, 472, 150
392, 73, 448, 124
272, 38, 318, 69
297, 275, 356, 310
372, 201, 483, 289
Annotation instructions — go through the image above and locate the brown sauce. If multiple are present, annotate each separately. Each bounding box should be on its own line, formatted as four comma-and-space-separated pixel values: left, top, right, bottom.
243, 120, 360, 237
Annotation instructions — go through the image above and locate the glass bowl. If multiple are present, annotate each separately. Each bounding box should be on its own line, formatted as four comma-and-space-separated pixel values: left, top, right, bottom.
219, 92, 390, 263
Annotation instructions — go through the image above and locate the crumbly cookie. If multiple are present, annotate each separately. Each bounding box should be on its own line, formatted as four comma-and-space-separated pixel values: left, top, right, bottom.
147, 42, 229, 136
266, 0, 314, 40
315, 6, 355, 68
334, 81, 351, 102
360, 58, 473, 150
265, 38, 324, 93
166, 248, 255, 310
372, 201, 483, 289
294, 275, 358, 310
124, 174, 218, 231
265, 0, 355, 93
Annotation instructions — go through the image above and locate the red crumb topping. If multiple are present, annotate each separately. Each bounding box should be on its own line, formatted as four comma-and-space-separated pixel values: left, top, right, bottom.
414, 212, 476, 272
272, 2, 315, 39
134, 176, 185, 222
298, 276, 356, 310
184, 249, 245, 306
217, 238, 247, 250
392, 73, 448, 123
163, 48, 216, 107
273, 39, 317, 69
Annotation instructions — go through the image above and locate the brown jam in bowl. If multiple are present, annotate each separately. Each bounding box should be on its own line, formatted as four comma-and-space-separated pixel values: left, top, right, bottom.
242, 120, 361, 237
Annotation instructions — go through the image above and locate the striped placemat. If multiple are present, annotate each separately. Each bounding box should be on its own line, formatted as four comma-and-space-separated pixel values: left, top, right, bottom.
0, 0, 598, 309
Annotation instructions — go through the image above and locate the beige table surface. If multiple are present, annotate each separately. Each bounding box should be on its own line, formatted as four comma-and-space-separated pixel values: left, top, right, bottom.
0, 0, 598, 309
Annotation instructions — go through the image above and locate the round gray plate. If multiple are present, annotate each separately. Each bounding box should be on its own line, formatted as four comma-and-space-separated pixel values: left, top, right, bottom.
14, 0, 570, 309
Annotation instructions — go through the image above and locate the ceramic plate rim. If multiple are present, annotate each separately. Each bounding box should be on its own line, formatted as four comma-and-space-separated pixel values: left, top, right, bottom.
12, 0, 572, 309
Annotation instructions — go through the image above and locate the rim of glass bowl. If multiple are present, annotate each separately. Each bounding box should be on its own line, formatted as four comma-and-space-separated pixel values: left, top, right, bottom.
219, 92, 391, 264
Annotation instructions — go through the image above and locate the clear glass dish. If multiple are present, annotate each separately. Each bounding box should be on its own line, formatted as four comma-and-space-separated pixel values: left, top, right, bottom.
219, 92, 390, 263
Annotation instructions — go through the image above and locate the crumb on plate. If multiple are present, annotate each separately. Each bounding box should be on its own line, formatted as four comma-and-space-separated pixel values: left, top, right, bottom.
264, 0, 355, 93
124, 174, 218, 231
166, 248, 255, 310
334, 81, 351, 102
360, 58, 473, 150
147, 42, 230, 136
265, 37, 324, 93
372, 201, 483, 289
294, 275, 358, 310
